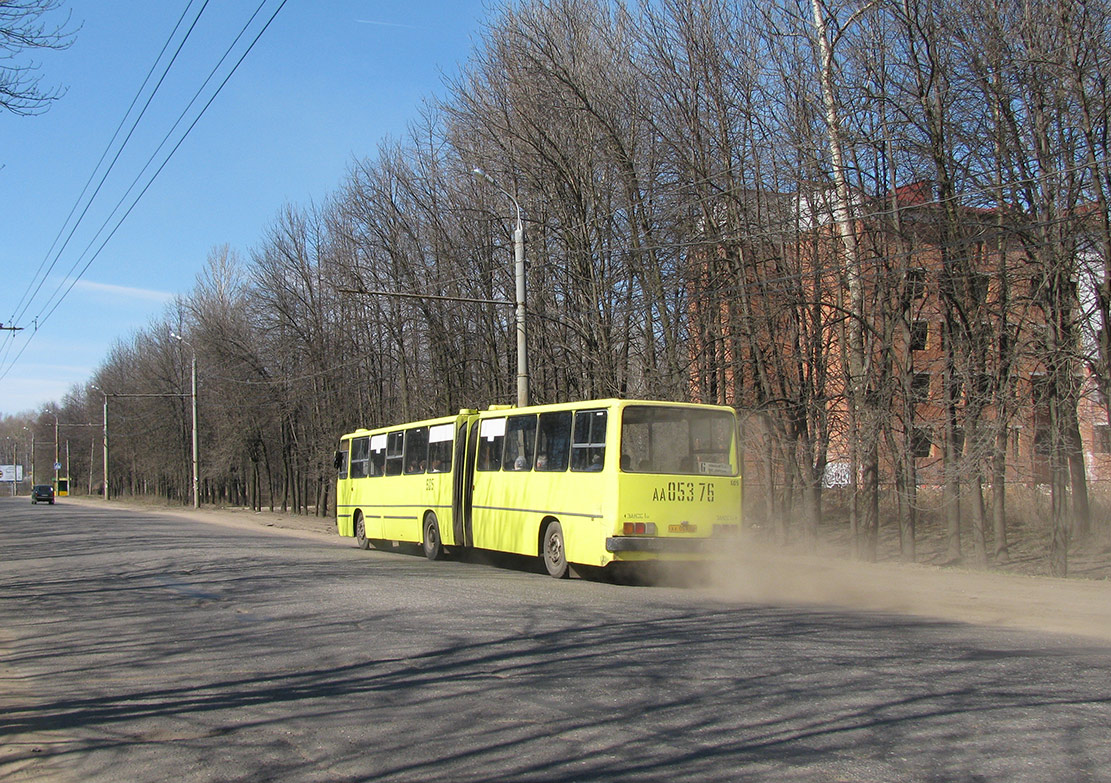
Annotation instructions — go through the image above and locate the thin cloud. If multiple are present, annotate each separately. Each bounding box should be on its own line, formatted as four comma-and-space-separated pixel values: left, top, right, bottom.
72, 279, 174, 303
356, 18, 423, 29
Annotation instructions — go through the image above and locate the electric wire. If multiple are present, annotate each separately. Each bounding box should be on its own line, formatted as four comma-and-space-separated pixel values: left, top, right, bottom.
0, 0, 288, 384
5, 0, 203, 328
31, 0, 274, 327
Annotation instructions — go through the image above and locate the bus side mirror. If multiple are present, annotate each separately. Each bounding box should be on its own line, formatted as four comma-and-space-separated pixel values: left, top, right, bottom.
333, 451, 344, 470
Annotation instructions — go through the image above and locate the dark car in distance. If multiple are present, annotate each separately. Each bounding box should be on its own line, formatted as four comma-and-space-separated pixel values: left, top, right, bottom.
31, 484, 55, 504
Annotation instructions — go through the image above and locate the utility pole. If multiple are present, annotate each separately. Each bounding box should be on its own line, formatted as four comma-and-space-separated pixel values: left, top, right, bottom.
91, 385, 109, 500
472, 167, 529, 407
170, 333, 200, 509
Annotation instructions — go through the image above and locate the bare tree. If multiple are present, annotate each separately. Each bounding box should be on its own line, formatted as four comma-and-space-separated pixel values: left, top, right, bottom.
0, 0, 75, 115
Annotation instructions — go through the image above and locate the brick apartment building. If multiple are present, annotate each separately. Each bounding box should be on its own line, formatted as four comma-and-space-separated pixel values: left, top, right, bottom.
688, 182, 1111, 497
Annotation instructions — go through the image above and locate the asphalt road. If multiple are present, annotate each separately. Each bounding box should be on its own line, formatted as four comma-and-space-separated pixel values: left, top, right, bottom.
1, 497, 1110, 783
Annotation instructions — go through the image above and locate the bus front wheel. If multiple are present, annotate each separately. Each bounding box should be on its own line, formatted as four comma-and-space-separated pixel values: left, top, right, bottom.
542, 520, 569, 579
354, 513, 371, 550
423, 513, 444, 561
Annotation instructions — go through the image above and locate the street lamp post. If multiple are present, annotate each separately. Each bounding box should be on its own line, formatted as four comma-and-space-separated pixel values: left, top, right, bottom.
23, 426, 34, 488
43, 408, 59, 489
170, 333, 200, 509
473, 167, 529, 408
91, 385, 109, 500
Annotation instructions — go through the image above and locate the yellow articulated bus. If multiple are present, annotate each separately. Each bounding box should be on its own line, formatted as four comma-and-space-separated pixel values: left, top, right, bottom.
334, 399, 742, 579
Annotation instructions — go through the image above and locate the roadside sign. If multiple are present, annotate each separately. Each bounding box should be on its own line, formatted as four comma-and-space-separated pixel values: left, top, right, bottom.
54, 462, 62, 471
0, 465, 23, 482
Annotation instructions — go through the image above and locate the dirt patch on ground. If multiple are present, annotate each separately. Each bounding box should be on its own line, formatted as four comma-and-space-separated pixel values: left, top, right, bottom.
65, 496, 1111, 645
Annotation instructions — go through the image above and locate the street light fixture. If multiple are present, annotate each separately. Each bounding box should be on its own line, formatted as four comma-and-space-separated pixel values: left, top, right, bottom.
472, 167, 529, 408
169, 332, 200, 509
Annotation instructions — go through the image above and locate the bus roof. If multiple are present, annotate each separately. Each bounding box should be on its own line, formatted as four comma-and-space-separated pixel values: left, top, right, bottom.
339, 398, 736, 441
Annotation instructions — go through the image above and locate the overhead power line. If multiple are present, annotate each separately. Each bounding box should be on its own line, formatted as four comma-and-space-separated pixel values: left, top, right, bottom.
0, 0, 289, 385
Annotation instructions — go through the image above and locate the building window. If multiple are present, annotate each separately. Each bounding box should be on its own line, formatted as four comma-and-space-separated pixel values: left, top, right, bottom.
912, 372, 931, 402
1095, 424, 1111, 455
951, 427, 965, 458
911, 321, 929, 351
969, 272, 989, 303
907, 267, 927, 300
1010, 427, 1021, 460
912, 427, 933, 458
1032, 374, 1051, 408
968, 373, 992, 400
1034, 425, 1052, 457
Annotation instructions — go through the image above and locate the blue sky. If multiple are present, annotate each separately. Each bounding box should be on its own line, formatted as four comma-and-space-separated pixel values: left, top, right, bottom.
0, 0, 489, 416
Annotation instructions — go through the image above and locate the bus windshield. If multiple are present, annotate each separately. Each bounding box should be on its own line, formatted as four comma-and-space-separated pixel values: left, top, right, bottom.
619, 405, 736, 476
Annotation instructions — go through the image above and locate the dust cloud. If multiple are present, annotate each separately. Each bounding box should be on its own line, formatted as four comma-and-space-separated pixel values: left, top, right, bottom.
697, 537, 1111, 644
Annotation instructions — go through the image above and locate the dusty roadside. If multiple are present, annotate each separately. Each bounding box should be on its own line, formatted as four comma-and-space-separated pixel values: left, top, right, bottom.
64, 496, 1111, 645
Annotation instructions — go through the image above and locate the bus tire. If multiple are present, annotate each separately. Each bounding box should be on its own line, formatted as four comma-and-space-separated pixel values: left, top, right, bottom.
542, 520, 569, 579
422, 513, 444, 561
354, 513, 371, 550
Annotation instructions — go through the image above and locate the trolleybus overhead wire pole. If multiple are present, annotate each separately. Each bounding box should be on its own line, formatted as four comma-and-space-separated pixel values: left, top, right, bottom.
170, 333, 200, 509
472, 167, 528, 408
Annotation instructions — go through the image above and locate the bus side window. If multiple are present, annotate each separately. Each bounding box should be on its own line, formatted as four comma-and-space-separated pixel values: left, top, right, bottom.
503, 414, 537, 471
405, 426, 429, 474
385, 431, 404, 476
335, 442, 350, 478
349, 436, 370, 479
369, 433, 386, 476
476, 417, 505, 471
535, 411, 571, 471
427, 423, 453, 473
571, 409, 607, 471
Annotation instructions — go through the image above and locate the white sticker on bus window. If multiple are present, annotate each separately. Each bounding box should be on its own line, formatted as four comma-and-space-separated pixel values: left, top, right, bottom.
429, 423, 453, 443
699, 462, 733, 475
480, 417, 506, 439
370, 434, 387, 451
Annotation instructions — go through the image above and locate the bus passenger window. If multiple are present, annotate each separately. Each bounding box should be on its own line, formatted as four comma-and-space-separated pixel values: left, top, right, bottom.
349, 436, 370, 479
369, 434, 386, 476
503, 414, 537, 471
427, 423, 453, 473
571, 409, 607, 471
477, 417, 505, 471
385, 431, 404, 476
336, 442, 350, 478
405, 427, 429, 474
535, 411, 571, 471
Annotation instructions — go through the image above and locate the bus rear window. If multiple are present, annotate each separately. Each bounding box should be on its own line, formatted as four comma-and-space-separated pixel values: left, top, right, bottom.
620, 406, 736, 476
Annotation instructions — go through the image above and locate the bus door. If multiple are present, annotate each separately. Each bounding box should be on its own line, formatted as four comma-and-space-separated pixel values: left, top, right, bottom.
334, 439, 352, 534
452, 421, 472, 547
452, 420, 479, 548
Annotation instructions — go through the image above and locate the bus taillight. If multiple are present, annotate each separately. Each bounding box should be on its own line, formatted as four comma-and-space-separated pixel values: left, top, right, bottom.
623, 521, 657, 535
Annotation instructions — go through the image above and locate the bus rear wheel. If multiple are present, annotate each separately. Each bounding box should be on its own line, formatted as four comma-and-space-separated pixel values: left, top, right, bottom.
423, 513, 444, 561
542, 520, 569, 579
354, 513, 371, 550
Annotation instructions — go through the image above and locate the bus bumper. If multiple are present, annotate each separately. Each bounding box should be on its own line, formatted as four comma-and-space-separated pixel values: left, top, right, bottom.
606, 536, 715, 553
